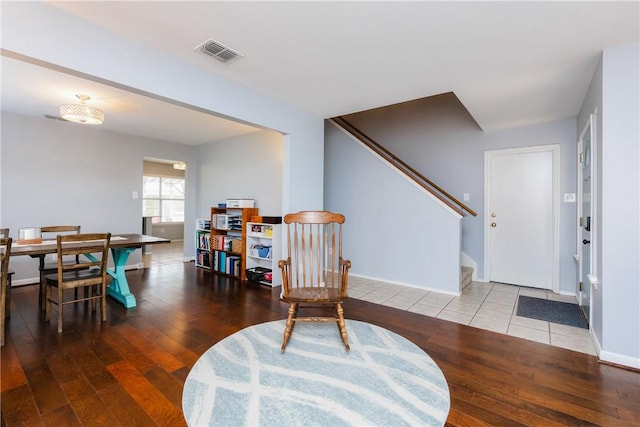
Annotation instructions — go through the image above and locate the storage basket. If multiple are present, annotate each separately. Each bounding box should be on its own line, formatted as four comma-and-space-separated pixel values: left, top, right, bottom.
246, 267, 271, 282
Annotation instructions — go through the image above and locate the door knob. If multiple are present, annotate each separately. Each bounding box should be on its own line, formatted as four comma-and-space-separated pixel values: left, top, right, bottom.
582, 239, 590, 245
491, 222, 497, 228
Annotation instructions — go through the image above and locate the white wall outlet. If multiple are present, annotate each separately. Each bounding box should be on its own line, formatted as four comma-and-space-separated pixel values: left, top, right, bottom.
564, 193, 576, 203
132, 191, 139, 199
463, 193, 470, 201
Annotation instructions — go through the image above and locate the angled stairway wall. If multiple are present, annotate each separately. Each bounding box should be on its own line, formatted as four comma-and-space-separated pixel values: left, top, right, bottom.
324, 120, 463, 295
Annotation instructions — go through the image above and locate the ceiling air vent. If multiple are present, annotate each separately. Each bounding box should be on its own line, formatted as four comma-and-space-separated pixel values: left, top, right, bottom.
195, 39, 243, 64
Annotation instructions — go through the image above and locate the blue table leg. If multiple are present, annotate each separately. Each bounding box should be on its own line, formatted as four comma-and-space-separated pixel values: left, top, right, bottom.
106, 247, 137, 308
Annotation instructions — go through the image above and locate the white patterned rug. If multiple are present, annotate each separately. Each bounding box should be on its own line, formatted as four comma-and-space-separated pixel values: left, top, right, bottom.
182, 320, 450, 426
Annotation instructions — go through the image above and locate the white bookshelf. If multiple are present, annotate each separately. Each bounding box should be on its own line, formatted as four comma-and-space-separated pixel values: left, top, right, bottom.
245, 222, 281, 287
195, 217, 211, 270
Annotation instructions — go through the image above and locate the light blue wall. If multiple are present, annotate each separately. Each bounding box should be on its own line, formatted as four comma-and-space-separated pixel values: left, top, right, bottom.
324, 122, 462, 294
195, 129, 283, 253
340, 96, 577, 292
600, 42, 640, 367
1, 112, 197, 282
1, 1, 325, 220
1, 117, 285, 282
577, 42, 640, 369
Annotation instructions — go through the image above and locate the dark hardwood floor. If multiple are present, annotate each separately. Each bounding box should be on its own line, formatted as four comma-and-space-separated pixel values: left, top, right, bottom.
2, 263, 639, 426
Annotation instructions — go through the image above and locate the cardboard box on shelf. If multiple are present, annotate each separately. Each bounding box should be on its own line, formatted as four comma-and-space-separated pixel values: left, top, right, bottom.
230, 239, 242, 253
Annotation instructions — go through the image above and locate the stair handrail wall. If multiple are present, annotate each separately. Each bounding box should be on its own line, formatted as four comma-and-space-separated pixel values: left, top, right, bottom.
331, 116, 478, 217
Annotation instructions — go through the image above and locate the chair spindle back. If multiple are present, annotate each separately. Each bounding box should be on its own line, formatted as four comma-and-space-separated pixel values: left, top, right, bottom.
283, 211, 347, 298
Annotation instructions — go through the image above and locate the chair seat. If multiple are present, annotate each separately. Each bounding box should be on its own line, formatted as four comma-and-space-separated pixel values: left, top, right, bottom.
44, 269, 103, 286
286, 286, 346, 302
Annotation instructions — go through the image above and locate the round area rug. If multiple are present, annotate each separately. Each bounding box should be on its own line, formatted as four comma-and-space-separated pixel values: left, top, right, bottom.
182, 320, 450, 426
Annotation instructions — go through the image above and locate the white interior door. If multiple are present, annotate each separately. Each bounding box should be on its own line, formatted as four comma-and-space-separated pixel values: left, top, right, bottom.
485, 146, 558, 290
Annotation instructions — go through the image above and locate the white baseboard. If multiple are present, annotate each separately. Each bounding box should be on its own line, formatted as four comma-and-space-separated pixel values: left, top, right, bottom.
591, 329, 602, 355
12, 278, 38, 287
555, 290, 578, 303
12, 263, 143, 286
599, 350, 640, 370
349, 273, 461, 296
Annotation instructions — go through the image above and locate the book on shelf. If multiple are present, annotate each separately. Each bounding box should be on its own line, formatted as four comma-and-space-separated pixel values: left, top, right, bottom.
197, 251, 210, 267
249, 223, 274, 237
226, 256, 240, 277
197, 232, 211, 250
213, 251, 222, 272
211, 251, 241, 276
211, 235, 241, 251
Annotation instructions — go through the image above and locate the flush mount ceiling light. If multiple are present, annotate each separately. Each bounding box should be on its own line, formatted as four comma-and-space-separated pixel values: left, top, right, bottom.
59, 94, 105, 125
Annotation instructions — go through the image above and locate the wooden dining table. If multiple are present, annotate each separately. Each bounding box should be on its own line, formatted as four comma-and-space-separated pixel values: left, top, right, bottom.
10, 233, 170, 309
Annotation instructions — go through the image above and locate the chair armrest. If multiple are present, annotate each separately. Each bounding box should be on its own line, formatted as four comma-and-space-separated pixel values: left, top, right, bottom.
340, 258, 351, 296
278, 258, 291, 293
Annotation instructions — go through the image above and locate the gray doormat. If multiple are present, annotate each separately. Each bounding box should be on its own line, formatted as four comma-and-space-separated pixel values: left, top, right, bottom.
516, 295, 588, 329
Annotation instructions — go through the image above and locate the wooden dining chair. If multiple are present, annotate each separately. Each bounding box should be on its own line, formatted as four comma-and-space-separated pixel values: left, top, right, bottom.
44, 233, 111, 333
278, 211, 351, 352
0, 229, 15, 320
1, 237, 13, 346
36, 225, 83, 313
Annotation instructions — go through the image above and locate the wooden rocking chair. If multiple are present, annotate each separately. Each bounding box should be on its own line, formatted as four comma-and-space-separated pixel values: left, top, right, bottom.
278, 211, 351, 352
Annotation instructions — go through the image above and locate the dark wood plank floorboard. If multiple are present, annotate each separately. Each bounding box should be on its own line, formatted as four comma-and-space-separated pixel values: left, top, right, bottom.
106, 360, 185, 427
1, 262, 638, 426
144, 366, 186, 411
114, 323, 185, 373
12, 341, 69, 415
61, 375, 119, 426
40, 404, 82, 427
0, 337, 27, 392
1, 384, 45, 427
96, 383, 157, 427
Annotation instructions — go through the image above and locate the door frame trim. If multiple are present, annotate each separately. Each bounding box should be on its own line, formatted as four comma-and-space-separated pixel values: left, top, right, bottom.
577, 111, 598, 320
484, 144, 560, 292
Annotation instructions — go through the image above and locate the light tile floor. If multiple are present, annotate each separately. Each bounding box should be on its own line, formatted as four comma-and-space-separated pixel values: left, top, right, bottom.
142, 241, 185, 267
147, 244, 597, 356
349, 276, 597, 356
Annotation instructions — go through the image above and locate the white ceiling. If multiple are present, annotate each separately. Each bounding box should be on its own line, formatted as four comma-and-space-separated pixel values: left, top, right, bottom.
2, 1, 638, 144
0, 55, 263, 145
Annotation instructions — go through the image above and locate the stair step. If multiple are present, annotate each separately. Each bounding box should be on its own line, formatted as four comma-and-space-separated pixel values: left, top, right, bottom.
461, 266, 473, 289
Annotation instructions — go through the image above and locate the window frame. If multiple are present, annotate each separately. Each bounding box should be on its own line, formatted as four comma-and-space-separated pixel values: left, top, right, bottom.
142, 175, 185, 224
